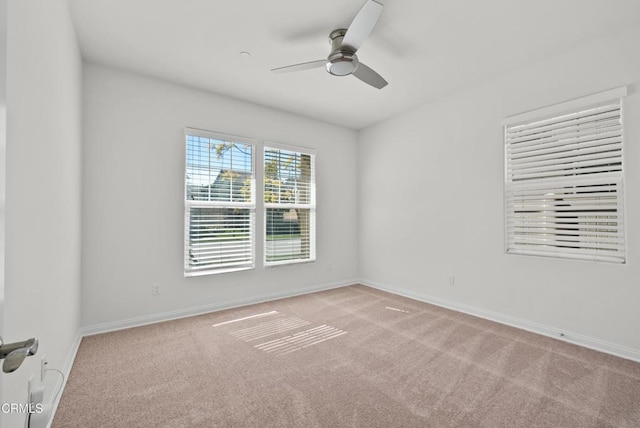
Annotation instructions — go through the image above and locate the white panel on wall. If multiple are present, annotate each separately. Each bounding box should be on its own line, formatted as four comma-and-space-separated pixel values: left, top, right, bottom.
3, 0, 82, 426
81, 64, 359, 328
358, 24, 640, 354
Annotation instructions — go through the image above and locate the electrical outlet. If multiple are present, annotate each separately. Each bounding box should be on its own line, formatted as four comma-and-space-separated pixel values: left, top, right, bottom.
41, 354, 47, 381
152, 284, 160, 296
448, 274, 455, 286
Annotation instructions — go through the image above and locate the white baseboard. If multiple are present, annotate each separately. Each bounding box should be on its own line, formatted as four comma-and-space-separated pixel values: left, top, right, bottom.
81, 279, 355, 336
359, 278, 640, 364
46, 331, 82, 428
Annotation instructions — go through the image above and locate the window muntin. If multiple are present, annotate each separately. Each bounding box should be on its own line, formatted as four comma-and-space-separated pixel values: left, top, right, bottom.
264, 147, 316, 265
504, 92, 625, 263
185, 133, 255, 275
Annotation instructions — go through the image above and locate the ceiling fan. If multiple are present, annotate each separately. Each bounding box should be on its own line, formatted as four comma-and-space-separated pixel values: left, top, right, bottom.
271, 0, 388, 89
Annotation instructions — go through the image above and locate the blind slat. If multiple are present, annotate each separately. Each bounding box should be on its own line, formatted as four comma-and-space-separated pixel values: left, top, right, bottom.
508, 131, 621, 157
509, 165, 622, 181
507, 111, 620, 144
509, 141, 621, 168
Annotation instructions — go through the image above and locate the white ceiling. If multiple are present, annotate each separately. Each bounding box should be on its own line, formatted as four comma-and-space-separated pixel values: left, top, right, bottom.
68, 0, 640, 130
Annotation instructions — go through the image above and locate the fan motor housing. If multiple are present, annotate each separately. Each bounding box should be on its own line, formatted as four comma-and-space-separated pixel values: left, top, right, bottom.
326, 29, 359, 76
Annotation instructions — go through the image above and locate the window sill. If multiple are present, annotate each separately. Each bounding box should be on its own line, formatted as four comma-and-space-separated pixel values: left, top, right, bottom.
264, 258, 316, 268
184, 265, 255, 277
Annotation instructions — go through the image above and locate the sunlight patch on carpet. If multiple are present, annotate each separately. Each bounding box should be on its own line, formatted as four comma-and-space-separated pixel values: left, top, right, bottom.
213, 310, 347, 355
385, 306, 410, 314
255, 325, 347, 356
212, 310, 279, 327
230, 316, 312, 342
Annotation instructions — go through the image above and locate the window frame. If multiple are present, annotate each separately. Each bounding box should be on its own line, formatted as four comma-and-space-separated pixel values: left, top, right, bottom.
184, 129, 257, 277
263, 142, 317, 267
183, 130, 317, 276
503, 87, 627, 264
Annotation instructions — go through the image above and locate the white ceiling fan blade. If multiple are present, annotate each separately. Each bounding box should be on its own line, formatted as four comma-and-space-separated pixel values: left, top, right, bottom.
342, 0, 383, 52
352, 62, 387, 89
271, 59, 326, 73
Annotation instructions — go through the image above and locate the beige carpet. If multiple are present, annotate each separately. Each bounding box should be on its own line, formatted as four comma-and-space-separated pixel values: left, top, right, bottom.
53, 285, 640, 427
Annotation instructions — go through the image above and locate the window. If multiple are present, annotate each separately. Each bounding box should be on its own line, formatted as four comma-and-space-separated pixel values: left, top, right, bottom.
264, 146, 316, 265
184, 130, 316, 276
504, 87, 626, 263
185, 131, 255, 275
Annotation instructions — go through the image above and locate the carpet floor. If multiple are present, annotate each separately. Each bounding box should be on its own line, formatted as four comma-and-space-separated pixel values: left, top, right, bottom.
53, 285, 640, 427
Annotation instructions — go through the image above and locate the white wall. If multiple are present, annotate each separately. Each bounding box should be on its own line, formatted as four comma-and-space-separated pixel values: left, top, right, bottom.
81, 64, 359, 329
3, 0, 82, 426
0, 0, 6, 413
0, 0, 6, 330
358, 25, 640, 357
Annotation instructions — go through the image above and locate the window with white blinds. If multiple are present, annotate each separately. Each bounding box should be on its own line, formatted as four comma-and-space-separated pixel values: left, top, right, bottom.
185, 131, 255, 275
264, 146, 316, 265
504, 88, 626, 263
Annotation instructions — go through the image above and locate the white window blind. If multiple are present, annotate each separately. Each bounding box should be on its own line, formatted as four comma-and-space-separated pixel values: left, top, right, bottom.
264, 146, 316, 265
185, 131, 255, 275
504, 91, 626, 263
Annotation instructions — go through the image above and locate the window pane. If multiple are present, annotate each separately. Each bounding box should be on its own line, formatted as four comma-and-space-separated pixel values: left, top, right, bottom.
187, 207, 254, 272
264, 149, 312, 204
186, 136, 253, 202
265, 208, 312, 263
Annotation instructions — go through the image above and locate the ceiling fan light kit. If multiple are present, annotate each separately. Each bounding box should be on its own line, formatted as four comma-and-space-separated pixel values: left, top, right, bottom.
272, 0, 388, 89
326, 30, 359, 76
